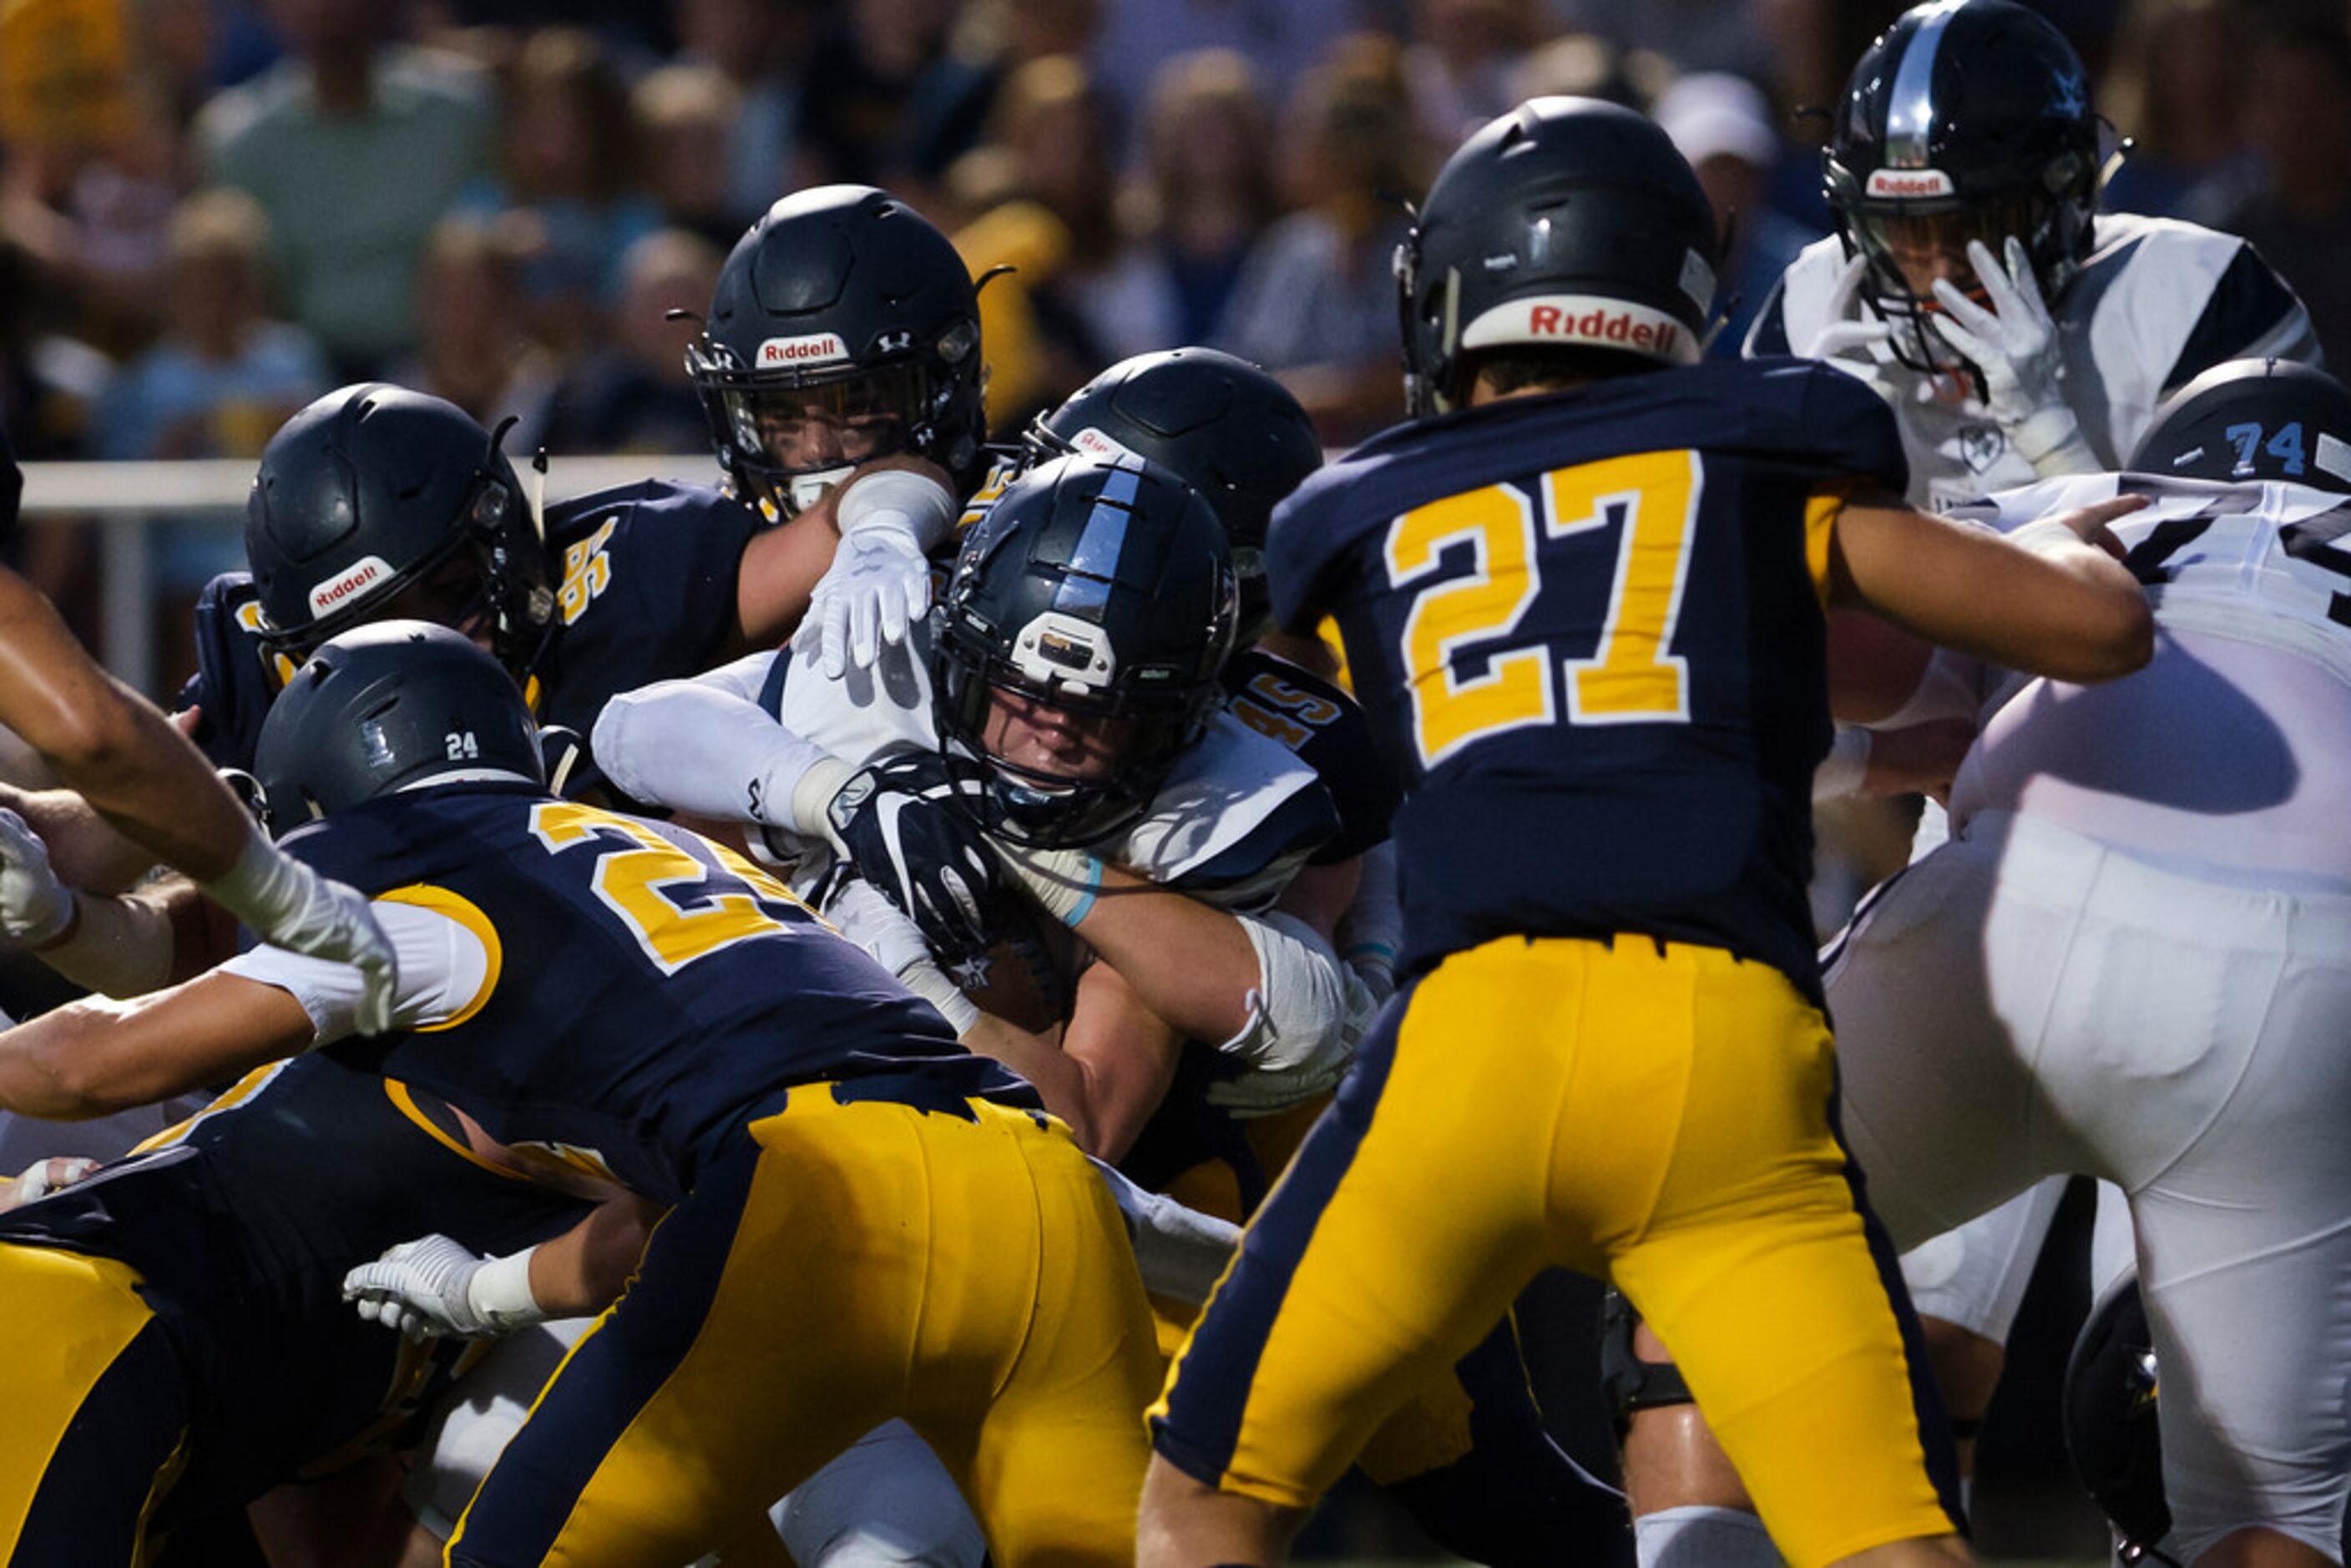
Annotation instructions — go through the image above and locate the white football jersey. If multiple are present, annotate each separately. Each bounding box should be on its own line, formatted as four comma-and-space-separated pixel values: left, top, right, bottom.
1750, 214, 2319, 512
1946, 473, 2351, 886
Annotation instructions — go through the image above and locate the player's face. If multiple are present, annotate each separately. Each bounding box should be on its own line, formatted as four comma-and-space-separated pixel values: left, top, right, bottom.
753, 399, 904, 471
1860, 195, 2035, 301
978, 684, 1135, 782
380, 554, 497, 655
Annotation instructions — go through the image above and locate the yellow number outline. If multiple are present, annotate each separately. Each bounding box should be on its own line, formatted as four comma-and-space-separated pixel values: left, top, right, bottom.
1383, 450, 1702, 767
529, 801, 806, 974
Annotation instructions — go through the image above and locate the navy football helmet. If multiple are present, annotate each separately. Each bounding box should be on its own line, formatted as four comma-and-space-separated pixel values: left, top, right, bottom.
932, 454, 1238, 848
255, 620, 544, 830
1028, 348, 1322, 643
1825, 0, 2101, 371
245, 384, 554, 676
2129, 358, 2351, 488
1397, 95, 1718, 416
689, 185, 985, 514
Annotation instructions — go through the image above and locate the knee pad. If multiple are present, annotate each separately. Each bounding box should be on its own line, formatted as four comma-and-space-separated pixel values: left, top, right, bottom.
1597, 1289, 1694, 1438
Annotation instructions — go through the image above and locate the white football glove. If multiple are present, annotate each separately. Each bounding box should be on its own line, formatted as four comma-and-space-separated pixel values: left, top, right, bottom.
1204, 970, 1376, 1118
3, 1156, 99, 1211
200, 824, 398, 1034
825, 877, 981, 1034
808, 469, 957, 678
0, 807, 73, 948
1930, 237, 2096, 475
342, 1233, 543, 1342
988, 840, 1104, 928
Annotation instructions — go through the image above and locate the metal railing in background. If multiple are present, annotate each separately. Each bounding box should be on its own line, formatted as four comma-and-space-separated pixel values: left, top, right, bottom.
18, 454, 722, 697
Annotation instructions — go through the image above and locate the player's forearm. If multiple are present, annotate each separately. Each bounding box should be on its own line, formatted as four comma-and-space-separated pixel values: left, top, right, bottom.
0, 574, 253, 880
591, 677, 847, 834
0, 784, 155, 894
34, 885, 177, 997
526, 1192, 664, 1318
0, 972, 311, 1118
1052, 865, 1261, 1044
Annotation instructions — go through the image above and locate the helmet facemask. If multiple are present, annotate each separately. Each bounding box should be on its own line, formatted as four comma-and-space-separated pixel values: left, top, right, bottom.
689, 336, 977, 516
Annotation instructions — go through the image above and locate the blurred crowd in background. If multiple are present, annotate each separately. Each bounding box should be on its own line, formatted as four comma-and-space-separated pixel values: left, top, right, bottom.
2, 0, 2344, 680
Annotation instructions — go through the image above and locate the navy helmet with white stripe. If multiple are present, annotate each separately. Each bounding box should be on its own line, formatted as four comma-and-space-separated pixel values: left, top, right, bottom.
2130, 358, 2351, 490
1825, 0, 2101, 368
932, 453, 1237, 847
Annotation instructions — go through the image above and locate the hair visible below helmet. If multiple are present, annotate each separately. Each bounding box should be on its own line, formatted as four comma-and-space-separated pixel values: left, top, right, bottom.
254, 620, 545, 831
245, 383, 553, 675
2062, 1270, 2172, 1559
2128, 358, 2351, 488
1397, 95, 1718, 417
932, 453, 1239, 848
688, 185, 985, 514
1824, 0, 2101, 370
1028, 347, 1322, 643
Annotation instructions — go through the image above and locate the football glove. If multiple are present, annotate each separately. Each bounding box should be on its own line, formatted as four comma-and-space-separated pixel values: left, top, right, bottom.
1931, 238, 2097, 476
826, 751, 1005, 966
0, 807, 73, 948
807, 468, 957, 678
200, 823, 398, 1035
342, 1233, 543, 1342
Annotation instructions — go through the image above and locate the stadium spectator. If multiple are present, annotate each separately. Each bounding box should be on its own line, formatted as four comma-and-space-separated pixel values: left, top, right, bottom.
1084, 49, 1279, 360
543, 227, 723, 457
195, 0, 492, 379
385, 216, 558, 455
632, 61, 748, 251
2203, 13, 2351, 368
447, 28, 660, 311
2096, 0, 2256, 219
1216, 33, 1425, 443
1651, 72, 1823, 360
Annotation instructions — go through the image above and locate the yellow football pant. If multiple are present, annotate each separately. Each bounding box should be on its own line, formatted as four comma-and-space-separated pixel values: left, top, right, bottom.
0, 1243, 188, 1566
1153, 935, 1957, 1568
447, 1086, 1161, 1567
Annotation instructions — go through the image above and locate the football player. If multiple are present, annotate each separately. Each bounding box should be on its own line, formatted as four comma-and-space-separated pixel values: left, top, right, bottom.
1134, 94, 2154, 1568
0, 620, 1168, 1565
0, 1047, 606, 1560
1677, 0, 2323, 1531
1750, 0, 2316, 513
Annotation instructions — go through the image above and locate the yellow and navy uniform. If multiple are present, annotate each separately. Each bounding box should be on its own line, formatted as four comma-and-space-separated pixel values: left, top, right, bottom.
283, 784, 1161, 1567
0, 1052, 583, 1565
1152, 358, 1964, 1568
181, 479, 763, 772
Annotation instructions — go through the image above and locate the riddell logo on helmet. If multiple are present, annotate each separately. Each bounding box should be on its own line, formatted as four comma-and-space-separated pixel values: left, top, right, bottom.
756, 334, 849, 367
1462, 294, 1700, 364
308, 555, 393, 617
1866, 168, 1955, 199
1525, 304, 1681, 357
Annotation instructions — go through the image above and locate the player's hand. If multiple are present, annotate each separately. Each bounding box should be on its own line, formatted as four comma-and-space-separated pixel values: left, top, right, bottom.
826, 751, 1004, 965
2049, 492, 2150, 557
1931, 238, 2091, 473
0, 807, 74, 948
825, 875, 982, 1032
200, 827, 400, 1034
344, 1234, 496, 1341
343, 1234, 544, 1342
1204, 971, 1376, 1117
808, 467, 957, 678
3, 1156, 99, 1211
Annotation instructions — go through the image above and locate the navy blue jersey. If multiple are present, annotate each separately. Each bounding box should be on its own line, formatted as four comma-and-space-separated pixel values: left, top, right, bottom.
1267, 359, 1908, 999
179, 480, 761, 771
286, 784, 1037, 1204
1220, 648, 1397, 865
0, 1052, 584, 1523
